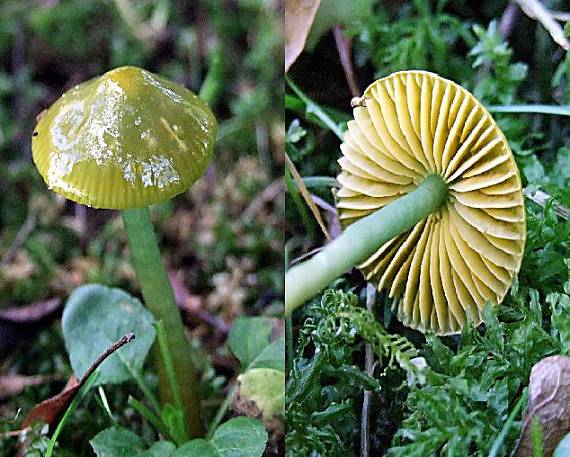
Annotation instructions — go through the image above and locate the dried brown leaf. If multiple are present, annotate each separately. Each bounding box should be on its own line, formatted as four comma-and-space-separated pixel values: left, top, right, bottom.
285, 0, 321, 72
21, 376, 80, 429
285, 153, 330, 240
515, 356, 570, 457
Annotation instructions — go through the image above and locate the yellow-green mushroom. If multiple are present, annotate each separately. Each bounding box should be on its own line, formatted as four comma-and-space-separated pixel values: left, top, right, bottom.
32, 66, 217, 437
286, 71, 526, 335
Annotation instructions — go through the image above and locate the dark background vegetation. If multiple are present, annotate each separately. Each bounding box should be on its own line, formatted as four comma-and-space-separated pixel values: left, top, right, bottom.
286, 0, 570, 455
0, 0, 283, 455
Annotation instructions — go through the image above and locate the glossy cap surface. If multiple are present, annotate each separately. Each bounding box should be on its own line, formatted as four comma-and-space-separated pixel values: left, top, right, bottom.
32, 66, 217, 209
337, 71, 526, 335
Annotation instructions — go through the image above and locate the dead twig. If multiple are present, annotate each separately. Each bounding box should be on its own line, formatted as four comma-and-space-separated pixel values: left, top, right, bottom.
524, 188, 570, 220
169, 271, 230, 335
285, 153, 331, 240
310, 194, 341, 239
0, 298, 61, 324
333, 25, 359, 97
0, 213, 36, 267
499, 1, 520, 39
242, 177, 284, 222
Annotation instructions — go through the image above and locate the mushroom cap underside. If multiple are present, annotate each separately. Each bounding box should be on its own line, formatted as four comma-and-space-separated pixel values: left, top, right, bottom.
32, 66, 217, 209
336, 70, 526, 335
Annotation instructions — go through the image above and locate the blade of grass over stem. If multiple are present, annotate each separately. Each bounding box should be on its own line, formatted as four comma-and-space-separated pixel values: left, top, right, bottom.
154, 321, 186, 429
285, 94, 351, 126
128, 396, 174, 443
285, 94, 304, 112
46, 373, 100, 457
487, 104, 570, 116
286, 77, 346, 140
285, 153, 330, 240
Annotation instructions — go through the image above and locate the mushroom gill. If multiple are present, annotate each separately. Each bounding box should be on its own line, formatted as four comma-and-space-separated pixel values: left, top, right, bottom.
337, 70, 526, 335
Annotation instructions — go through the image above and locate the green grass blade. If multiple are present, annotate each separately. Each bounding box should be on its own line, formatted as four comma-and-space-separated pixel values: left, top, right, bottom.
286, 77, 346, 140
488, 105, 570, 116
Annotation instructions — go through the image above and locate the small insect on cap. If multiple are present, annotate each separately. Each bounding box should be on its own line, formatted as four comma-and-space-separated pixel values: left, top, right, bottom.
32, 66, 217, 209
337, 71, 526, 335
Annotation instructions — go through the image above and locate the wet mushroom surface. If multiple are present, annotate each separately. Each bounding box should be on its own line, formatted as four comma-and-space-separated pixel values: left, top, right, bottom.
32, 66, 217, 209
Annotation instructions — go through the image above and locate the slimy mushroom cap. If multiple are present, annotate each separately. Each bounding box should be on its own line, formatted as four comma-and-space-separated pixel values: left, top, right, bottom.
32, 66, 217, 209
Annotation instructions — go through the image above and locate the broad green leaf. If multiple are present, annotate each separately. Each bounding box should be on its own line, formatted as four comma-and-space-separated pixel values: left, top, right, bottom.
228, 317, 284, 371
237, 368, 285, 419
211, 417, 268, 457
91, 427, 176, 457
138, 441, 176, 457
250, 335, 285, 371
90, 427, 145, 456
173, 439, 218, 457
62, 284, 155, 385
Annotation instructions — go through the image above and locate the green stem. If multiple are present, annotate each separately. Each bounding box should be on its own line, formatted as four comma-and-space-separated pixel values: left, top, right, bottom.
155, 320, 185, 419
199, 47, 224, 108
285, 174, 448, 315
122, 207, 203, 438
128, 396, 174, 443
206, 384, 237, 440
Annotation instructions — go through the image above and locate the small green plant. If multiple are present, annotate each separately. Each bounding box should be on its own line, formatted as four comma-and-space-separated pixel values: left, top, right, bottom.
470, 20, 528, 105
388, 285, 568, 456
286, 289, 419, 456
26, 284, 279, 456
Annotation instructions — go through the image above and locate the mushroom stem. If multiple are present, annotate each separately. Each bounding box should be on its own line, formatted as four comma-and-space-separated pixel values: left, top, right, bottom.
122, 207, 203, 438
285, 174, 448, 315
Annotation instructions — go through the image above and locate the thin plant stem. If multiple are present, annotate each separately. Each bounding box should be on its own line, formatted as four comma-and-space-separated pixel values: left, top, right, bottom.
285, 240, 294, 372
285, 174, 448, 314
199, 47, 224, 107
487, 104, 570, 116
122, 207, 203, 438
127, 362, 162, 416
360, 283, 376, 457
128, 396, 174, 443
206, 384, 237, 440
97, 386, 115, 423
286, 314, 294, 373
